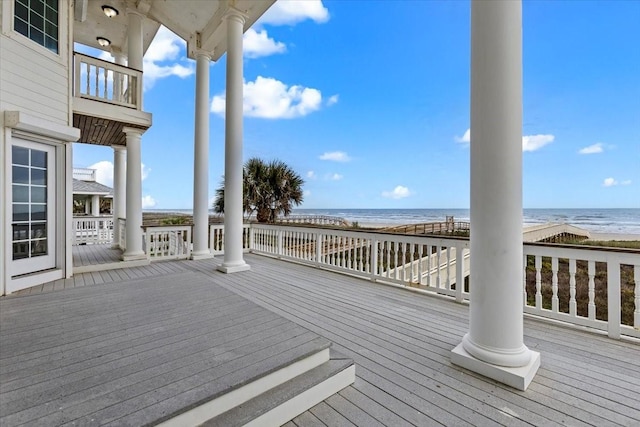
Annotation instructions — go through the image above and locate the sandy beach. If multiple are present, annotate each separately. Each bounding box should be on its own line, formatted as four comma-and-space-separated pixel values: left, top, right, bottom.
588, 232, 640, 241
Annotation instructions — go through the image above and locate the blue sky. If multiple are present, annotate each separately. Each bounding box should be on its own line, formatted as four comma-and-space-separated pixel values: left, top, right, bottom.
73, 0, 640, 210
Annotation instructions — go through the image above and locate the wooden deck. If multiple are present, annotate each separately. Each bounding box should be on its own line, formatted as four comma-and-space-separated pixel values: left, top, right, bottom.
4, 254, 640, 426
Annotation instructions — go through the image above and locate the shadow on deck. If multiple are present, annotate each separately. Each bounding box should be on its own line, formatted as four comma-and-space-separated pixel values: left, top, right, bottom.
3, 254, 640, 426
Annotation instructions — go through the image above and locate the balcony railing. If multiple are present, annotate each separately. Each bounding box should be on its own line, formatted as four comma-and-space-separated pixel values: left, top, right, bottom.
72, 216, 114, 245
77, 221, 639, 339
73, 52, 142, 110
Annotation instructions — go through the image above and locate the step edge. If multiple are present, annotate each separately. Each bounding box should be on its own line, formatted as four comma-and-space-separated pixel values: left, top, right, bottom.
156, 347, 330, 427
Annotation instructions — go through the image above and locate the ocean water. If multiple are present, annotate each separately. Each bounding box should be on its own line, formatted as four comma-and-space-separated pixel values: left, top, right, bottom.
145, 208, 640, 235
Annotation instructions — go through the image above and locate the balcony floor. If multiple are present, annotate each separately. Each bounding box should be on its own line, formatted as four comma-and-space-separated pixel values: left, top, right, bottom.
4, 254, 640, 426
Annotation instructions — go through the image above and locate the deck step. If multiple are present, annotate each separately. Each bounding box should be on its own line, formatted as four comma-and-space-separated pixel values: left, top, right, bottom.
203, 351, 355, 427
156, 338, 344, 426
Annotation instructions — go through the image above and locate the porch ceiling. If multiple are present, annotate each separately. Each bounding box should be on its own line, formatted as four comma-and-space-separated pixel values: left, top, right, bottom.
73, 114, 147, 146
74, 0, 277, 61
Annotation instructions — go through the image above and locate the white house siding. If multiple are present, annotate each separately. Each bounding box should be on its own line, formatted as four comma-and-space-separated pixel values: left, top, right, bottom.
0, 0, 71, 126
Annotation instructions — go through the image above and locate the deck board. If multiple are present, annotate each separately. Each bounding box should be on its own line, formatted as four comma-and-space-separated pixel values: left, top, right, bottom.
3, 253, 639, 426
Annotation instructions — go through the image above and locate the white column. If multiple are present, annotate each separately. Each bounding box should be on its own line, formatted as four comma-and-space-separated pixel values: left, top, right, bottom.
218, 7, 250, 273
112, 145, 126, 249
191, 51, 213, 260
121, 128, 145, 261
451, 0, 539, 391
126, 10, 143, 71
91, 195, 100, 216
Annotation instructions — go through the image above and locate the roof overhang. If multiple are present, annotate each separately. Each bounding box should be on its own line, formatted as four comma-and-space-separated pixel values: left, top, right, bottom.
73, 0, 276, 61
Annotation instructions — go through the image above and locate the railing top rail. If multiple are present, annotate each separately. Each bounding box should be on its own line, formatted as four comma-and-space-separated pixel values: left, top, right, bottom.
524, 241, 640, 256
73, 51, 143, 74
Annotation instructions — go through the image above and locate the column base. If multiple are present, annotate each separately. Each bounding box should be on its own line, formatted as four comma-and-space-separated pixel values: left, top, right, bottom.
121, 251, 147, 262
451, 343, 540, 391
217, 262, 251, 274
111, 243, 121, 250
191, 251, 214, 260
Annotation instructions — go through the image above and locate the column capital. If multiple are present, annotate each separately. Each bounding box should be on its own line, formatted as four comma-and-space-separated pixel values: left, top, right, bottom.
113, 144, 127, 152
223, 6, 248, 25
194, 49, 213, 61
122, 127, 145, 136
125, 8, 145, 19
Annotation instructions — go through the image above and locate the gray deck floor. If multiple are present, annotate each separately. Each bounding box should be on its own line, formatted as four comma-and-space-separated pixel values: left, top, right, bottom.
4, 254, 640, 426
72, 243, 122, 267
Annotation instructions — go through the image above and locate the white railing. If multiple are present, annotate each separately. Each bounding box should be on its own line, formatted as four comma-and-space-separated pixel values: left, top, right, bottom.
209, 224, 251, 255
523, 244, 640, 339
72, 167, 96, 181
118, 218, 126, 250
249, 224, 471, 302
72, 216, 114, 245
144, 226, 192, 261
127, 221, 640, 339
73, 52, 142, 110
276, 215, 351, 227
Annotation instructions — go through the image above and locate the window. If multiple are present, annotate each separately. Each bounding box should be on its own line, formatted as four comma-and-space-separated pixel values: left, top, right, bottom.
14, 0, 59, 54
12, 146, 49, 260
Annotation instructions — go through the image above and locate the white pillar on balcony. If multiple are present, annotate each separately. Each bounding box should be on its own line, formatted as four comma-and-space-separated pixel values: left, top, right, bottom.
218, 7, 250, 274
191, 50, 213, 260
121, 128, 145, 261
112, 145, 126, 249
451, 0, 540, 391
91, 195, 100, 216
126, 10, 143, 71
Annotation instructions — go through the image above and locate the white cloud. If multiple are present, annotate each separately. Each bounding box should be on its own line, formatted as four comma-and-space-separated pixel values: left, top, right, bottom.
243, 28, 286, 58
578, 143, 604, 154
88, 161, 114, 187
319, 151, 350, 162
455, 128, 471, 144
382, 185, 412, 199
604, 178, 632, 187
327, 94, 339, 106
86, 160, 149, 188
143, 26, 194, 90
303, 190, 311, 197
326, 173, 343, 181
141, 195, 157, 208
522, 134, 555, 152
211, 76, 323, 119
455, 128, 555, 152
260, 0, 329, 26
306, 170, 316, 179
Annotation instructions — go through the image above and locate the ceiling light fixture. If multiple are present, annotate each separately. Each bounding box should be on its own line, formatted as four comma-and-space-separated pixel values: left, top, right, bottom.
96, 37, 111, 47
101, 5, 119, 18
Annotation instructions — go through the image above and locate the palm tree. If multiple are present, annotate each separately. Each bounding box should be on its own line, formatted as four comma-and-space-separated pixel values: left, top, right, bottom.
213, 158, 304, 223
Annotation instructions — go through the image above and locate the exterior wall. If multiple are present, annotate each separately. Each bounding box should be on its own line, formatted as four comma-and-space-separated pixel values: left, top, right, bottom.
0, 0, 76, 295
0, 0, 72, 125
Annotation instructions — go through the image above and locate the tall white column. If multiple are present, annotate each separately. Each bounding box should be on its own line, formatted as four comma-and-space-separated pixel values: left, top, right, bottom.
91, 195, 100, 216
451, 0, 540, 391
121, 128, 145, 261
112, 145, 126, 249
126, 10, 143, 71
218, 7, 250, 273
191, 51, 213, 260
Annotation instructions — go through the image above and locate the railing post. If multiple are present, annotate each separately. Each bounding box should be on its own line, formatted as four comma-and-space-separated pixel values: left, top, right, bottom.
635, 265, 640, 331
607, 260, 621, 339
249, 225, 254, 252
277, 229, 283, 257
316, 232, 323, 266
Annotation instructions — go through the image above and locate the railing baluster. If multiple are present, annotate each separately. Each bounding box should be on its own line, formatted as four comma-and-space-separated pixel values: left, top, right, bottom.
607, 261, 621, 339
588, 260, 596, 320
535, 255, 542, 309
569, 259, 577, 317
446, 246, 452, 291
551, 257, 559, 313
436, 246, 442, 289
634, 265, 640, 330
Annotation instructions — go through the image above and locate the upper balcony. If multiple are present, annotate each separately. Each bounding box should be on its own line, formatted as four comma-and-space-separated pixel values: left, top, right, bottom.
72, 52, 151, 147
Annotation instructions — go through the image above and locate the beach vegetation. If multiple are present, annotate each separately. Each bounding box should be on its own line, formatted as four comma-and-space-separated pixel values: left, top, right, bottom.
213, 158, 304, 223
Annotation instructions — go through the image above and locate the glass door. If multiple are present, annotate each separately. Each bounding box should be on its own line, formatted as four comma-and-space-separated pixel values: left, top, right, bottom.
11, 139, 56, 276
